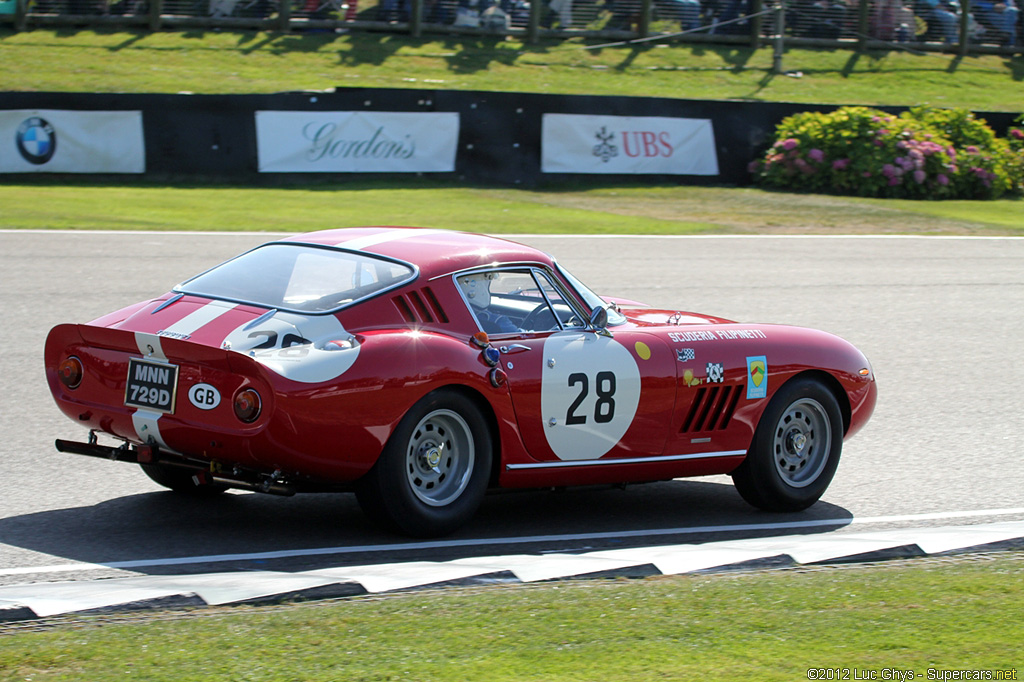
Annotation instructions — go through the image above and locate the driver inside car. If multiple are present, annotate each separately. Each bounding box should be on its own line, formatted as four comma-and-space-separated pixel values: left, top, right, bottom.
458, 273, 520, 334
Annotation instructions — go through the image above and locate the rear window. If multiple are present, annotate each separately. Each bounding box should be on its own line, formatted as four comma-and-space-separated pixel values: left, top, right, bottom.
176, 243, 416, 313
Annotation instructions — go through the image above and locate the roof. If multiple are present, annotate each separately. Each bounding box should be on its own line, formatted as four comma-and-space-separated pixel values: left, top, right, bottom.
282, 227, 556, 279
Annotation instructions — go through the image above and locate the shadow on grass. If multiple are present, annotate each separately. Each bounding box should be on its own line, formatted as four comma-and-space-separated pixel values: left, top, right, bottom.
1007, 54, 1024, 81
840, 51, 859, 78
438, 35, 526, 73
109, 31, 149, 51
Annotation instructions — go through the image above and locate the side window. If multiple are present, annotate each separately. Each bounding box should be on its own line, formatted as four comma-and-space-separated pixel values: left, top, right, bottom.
532, 270, 586, 329
456, 269, 580, 335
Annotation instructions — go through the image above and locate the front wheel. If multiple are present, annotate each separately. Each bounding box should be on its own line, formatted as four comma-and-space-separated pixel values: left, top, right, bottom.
355, 389, 492, 537
731, 377, 843, 512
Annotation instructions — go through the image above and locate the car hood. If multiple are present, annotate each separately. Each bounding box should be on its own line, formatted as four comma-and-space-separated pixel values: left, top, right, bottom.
620, 307, 736, 327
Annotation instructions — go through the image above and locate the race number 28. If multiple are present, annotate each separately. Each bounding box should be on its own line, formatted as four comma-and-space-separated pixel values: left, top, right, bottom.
566, 371, 617, 425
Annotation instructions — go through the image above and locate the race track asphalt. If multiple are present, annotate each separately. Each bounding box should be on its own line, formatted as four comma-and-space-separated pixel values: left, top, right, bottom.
2, 231, 1022, 617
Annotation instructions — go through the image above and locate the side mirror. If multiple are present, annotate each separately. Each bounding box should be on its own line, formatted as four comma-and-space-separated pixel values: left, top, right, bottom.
588, 306, 612, 337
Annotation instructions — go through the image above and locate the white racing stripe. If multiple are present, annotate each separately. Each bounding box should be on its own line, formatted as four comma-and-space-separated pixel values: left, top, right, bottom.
159, 300, 239, 337
130, 332, 172, 448
3, 507, 1023, 578
133, 332, 167, 360
507, 450, 747, 470
337, 228, 446, 251
129, 302, 238, 449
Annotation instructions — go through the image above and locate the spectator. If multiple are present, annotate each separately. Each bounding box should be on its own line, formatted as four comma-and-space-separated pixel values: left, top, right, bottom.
791, 0, 847, 38
708, 0, 749, 34
874, 0, 916, 39
928, 0, 960, 41
676, 0, 704, 29
549, 0, 572, 26
974, 0, 1019, 44
377, 0, 410, 21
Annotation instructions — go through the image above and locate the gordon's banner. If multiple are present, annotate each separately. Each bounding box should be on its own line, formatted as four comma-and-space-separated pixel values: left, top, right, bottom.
256, 111, 460, 173
541, 114, 719, 175
0, 110, 145, 174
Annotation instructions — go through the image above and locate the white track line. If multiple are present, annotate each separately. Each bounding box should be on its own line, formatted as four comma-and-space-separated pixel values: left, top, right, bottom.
3, 507, 1023, 578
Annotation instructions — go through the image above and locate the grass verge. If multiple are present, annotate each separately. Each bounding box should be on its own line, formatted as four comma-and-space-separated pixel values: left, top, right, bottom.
1, 554, 1022, 681
0, 29, 1022, 111
0, 182, 1021, 235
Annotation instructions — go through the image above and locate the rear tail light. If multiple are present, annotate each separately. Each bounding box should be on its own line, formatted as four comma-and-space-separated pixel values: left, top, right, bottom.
58, 356, 84, 389
233, 388, 262, 423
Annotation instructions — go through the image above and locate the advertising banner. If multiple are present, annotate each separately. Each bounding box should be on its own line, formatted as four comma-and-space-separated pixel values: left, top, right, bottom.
0, 110, 145, 173
256, 111, 460, 173
541, 113, 719, 175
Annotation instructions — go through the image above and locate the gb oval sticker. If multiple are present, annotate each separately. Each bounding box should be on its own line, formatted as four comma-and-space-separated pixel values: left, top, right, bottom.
188, 383, 221, 410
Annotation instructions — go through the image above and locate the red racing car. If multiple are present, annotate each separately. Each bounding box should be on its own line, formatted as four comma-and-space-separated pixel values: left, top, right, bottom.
45, 228, 876, 536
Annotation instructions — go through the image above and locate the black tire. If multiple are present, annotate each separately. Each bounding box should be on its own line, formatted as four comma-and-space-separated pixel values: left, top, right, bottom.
355, 389, 493, 537
139, 462, 227, 497
731, 377, 843, 512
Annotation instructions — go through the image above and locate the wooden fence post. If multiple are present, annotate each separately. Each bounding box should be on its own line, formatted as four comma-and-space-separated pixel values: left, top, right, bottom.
958, 0, 970, 54
14, 0, 27, 31
148, 0, 163, 31
857, 0, 870, 49
527, 0, 542, 43
773, 0, 785, 73
277, 0, 291, 32
750, 0, 763, 48
410, 0, 423, 37
639, 0, 652, 37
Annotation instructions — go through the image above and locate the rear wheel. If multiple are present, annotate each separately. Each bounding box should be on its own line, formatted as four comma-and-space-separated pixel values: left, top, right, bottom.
731, 377, 843, 512
356, 389, 492, 537
140, 462, 227, 497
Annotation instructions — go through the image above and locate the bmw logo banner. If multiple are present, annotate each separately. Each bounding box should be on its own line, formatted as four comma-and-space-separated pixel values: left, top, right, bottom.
1, 110, 145, 173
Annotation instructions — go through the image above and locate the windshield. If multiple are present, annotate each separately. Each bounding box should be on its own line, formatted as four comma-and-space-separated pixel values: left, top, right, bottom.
176, 243, 416, 313
555, 263, 627, 326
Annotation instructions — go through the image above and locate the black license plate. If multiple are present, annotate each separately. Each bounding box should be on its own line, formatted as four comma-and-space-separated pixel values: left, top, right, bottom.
125, 357, 179, 414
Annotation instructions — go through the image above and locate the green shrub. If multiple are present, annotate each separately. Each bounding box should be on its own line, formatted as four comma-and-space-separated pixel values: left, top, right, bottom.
750, 106, 1024, 199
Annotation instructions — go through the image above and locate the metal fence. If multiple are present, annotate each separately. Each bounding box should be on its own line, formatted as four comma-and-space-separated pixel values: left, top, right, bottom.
1, 0, 1020, 54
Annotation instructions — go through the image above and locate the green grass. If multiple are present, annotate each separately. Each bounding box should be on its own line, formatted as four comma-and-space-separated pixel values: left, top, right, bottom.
1, 182, 1021, 234
0, 29, 1022, 236
0, 26, 1023, 678
1, 555, 1022, 681
0, 28, 1022, 110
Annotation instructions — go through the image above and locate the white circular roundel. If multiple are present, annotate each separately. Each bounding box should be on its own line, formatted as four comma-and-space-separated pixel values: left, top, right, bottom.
188, 383, 221, 410
540, 332, 641, 461
222, 312, 359, 384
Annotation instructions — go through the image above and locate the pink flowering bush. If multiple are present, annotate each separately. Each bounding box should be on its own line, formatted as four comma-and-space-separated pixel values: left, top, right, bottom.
1008, 115, 1024, 164
750, 106, 1024, 199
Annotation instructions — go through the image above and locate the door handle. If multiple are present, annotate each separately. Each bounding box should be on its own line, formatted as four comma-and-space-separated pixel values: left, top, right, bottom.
499, 344, 532, 355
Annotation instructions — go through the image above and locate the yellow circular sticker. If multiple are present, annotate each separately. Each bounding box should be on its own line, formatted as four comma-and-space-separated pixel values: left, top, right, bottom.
634, 341, 652, 360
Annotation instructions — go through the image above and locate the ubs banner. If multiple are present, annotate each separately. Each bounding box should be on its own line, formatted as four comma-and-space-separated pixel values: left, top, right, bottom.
541, 113, 719, 176
0, 109, 145, 173
256, 111, 460, 173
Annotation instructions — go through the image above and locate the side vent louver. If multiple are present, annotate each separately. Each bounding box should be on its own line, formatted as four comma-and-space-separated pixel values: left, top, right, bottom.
392, 296, 416, 324
422, 287, 449, 323
407, 291, 434, 323
392, 288, 449, 325
681, 385, 741, 433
